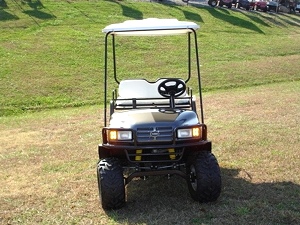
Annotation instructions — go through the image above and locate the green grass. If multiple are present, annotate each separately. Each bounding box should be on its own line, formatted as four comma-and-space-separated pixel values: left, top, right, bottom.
0, 81, 299, 224
0, 1, 300, 224
1, 0, 300, 116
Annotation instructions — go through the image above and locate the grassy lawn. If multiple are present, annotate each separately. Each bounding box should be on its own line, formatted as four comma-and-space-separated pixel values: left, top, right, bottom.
0, 0, 300, 224
0, 81, 299, 224
1, 0, 300, 115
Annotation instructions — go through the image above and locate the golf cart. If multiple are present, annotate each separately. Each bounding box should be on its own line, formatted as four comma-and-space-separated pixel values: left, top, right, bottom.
97, 18, 221, 210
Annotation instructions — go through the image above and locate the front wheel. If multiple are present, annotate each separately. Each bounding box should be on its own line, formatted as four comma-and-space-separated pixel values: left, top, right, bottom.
97, 158, 125, 210
186, 152, 221, 202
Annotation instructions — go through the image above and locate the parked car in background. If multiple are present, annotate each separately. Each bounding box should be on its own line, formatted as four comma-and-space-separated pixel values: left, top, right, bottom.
208, 0, 233, 8
219, 0, 234, 8
296, 2, 300, 12
267, 0, 280, 11
249, 0, 268, 11
233, 0, 251, 10
208, 0, 218, 6
288, 0, 297, 12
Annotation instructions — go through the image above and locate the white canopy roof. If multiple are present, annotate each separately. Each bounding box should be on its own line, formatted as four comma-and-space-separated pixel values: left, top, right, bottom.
102, 18, 200, 36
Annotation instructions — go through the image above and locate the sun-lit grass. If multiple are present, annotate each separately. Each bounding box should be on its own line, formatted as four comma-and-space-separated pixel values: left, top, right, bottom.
1, 0, 300, 116
1, 0, 300, 224
0, 81, 299, 224
205, 81, 300, 183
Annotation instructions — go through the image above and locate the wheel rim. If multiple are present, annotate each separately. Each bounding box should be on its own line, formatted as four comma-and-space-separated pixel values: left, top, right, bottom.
189, 165, 197, 191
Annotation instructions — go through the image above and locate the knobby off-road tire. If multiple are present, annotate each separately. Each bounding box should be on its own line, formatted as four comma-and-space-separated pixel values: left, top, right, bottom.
187, 152, 221, 202
97, 158, 125, 210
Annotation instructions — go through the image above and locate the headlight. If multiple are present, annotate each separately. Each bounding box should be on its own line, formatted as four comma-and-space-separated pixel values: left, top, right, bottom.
177, 127, 201, 139
108, 130, 132, 141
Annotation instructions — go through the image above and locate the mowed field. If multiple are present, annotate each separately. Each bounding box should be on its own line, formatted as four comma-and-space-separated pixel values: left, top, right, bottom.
1, 81, 299, 224
1, 0, 300, 224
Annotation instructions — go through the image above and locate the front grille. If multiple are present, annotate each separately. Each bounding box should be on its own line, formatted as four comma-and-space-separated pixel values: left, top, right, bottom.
136, 127, 173, 143
125, 148, 185, 163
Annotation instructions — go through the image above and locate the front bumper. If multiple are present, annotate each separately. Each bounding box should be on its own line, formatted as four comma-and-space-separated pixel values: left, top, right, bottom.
98, 140, 212, 161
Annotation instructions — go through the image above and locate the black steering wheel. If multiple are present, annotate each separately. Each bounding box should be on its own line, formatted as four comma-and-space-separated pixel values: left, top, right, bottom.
158, 79, 186, 98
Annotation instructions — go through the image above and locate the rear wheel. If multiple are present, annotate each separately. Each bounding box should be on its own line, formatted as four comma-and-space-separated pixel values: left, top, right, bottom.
97, 158, 125, 210
187, 152, 221, 202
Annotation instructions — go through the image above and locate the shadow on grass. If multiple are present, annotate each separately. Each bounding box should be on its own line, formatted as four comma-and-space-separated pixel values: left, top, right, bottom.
0, 0, 19, 21
23, 9, 55, 19
169, 4, 204, 22
239, 10, 271, 28
104, 167, 300, 224
162, 1, 300, 33
0, 9, 19, 21
277, 12, 300, 27
204, 7, 265, 34
0, 0, 7, 8
21, 0, 56, 20
152, 1, 266, 34
189, 4, 300, 31
104, 0, 265, 33
0, 0, 56, 23
104, 0, 143, 19
181, 7, 204, 22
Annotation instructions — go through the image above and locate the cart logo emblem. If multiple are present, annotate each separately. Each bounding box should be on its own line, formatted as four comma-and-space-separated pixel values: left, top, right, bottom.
150, 128, 160, 140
